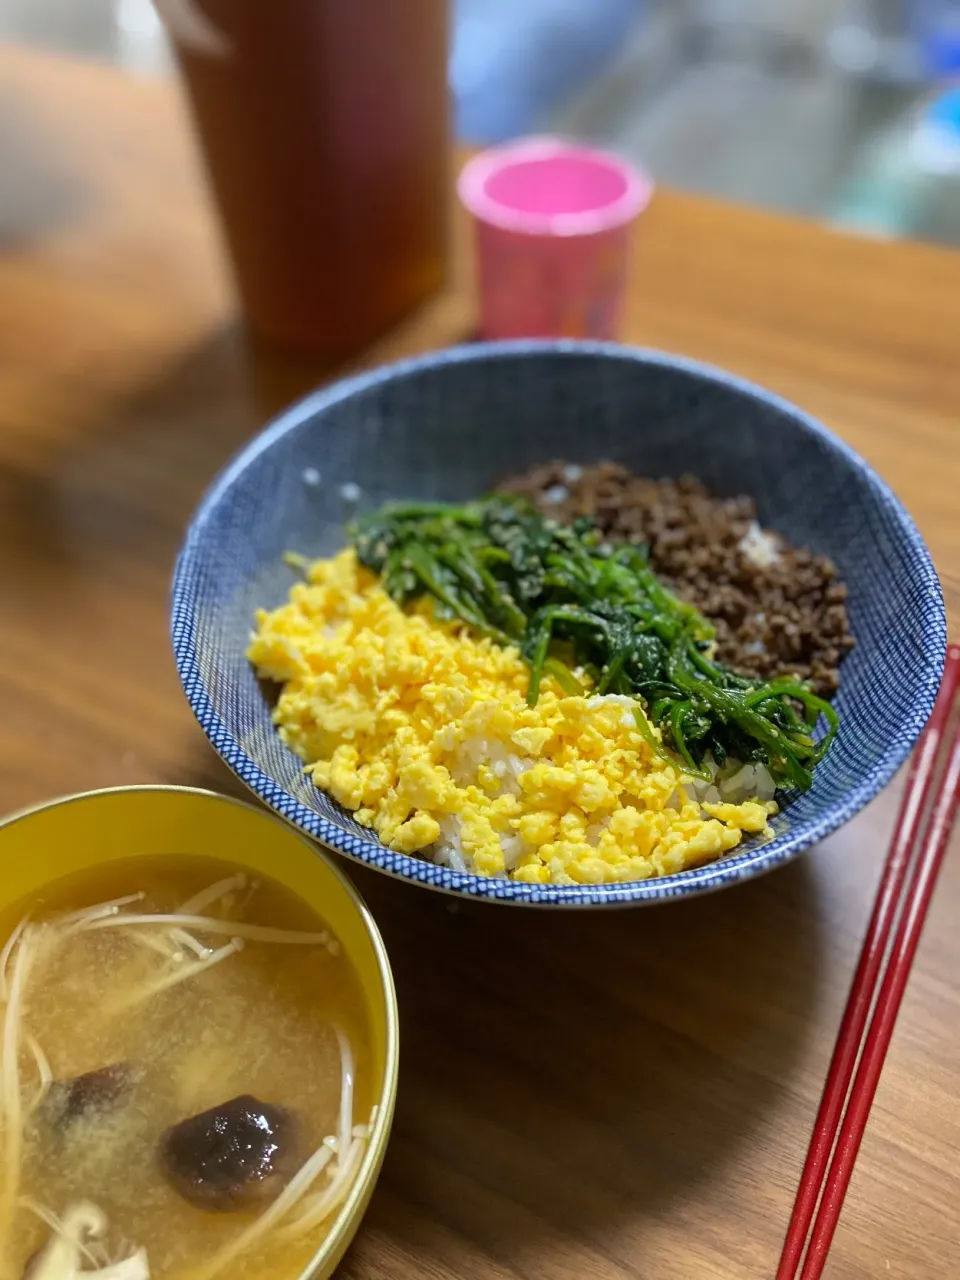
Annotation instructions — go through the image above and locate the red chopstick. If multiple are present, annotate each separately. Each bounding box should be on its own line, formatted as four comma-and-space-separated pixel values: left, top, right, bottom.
777, 643, 960, 1280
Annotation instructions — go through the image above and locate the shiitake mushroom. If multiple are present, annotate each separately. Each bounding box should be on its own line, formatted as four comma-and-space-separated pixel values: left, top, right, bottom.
41, 1063, 136, 1131
159, 1095, 304, 1212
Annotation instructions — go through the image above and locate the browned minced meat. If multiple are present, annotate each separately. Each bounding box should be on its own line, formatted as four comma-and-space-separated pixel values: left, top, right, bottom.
498, 461, 855, 697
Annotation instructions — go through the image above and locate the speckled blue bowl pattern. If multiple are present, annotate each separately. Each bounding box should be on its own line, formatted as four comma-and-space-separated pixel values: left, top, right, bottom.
172, 342, 946, 906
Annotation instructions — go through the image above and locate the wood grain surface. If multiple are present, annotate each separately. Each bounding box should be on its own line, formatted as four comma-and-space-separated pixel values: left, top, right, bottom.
1, 44, 958, 1280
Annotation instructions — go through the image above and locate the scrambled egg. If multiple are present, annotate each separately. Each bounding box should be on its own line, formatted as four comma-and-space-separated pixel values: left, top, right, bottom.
248, 549, 776, 886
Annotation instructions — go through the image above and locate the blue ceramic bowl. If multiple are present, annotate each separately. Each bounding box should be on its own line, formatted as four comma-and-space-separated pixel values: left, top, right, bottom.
172, 342, 946, 906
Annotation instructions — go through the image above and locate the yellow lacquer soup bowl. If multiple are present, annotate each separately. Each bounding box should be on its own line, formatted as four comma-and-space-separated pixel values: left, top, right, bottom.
0, 785, 399, 1279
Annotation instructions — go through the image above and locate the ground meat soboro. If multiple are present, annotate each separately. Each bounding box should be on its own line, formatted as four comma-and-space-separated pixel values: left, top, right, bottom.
498, 462, 855, 697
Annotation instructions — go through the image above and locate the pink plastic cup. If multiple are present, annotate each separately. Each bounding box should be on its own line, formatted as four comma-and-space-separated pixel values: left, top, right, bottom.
457, 137, 653, 341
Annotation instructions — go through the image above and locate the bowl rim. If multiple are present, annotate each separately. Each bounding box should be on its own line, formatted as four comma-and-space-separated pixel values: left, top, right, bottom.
171, 339, 947, 907
0, 783, 400, 1276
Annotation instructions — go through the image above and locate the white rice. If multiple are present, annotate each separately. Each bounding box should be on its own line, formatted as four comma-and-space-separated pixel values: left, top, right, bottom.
448, 737, 531, 795
738, 520, 781, 568
686, 758, 776, 805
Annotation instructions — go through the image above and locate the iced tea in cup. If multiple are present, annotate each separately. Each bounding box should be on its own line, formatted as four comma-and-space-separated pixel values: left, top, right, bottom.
157, 0, 449, 356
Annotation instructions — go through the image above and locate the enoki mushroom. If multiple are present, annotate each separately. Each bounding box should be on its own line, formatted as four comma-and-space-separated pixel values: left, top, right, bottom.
81, 914, 338, 951
19, 1201, 148, 1279
106, 940, 245, 1016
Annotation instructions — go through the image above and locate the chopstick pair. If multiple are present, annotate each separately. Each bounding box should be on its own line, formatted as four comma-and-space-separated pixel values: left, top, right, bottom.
777, 643, 960, 1280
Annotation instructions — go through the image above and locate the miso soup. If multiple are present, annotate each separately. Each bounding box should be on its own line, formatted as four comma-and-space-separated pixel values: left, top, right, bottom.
0, 855, 375, 1279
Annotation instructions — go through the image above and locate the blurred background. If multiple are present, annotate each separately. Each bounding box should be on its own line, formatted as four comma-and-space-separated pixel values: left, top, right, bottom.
3, 0, 960, 245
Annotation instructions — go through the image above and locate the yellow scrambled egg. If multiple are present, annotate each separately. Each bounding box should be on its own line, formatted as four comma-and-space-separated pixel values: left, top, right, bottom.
247, 549, 776, 885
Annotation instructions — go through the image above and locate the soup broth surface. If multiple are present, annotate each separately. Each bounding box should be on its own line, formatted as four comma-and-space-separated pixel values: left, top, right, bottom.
0, 855, 374, 1280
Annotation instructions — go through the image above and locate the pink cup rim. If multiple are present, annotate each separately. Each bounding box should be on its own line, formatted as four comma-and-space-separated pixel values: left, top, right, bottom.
457, 136, 654, 238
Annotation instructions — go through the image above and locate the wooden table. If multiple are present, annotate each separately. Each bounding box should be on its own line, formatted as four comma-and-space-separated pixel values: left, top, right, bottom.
1, 44, 958, 1280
